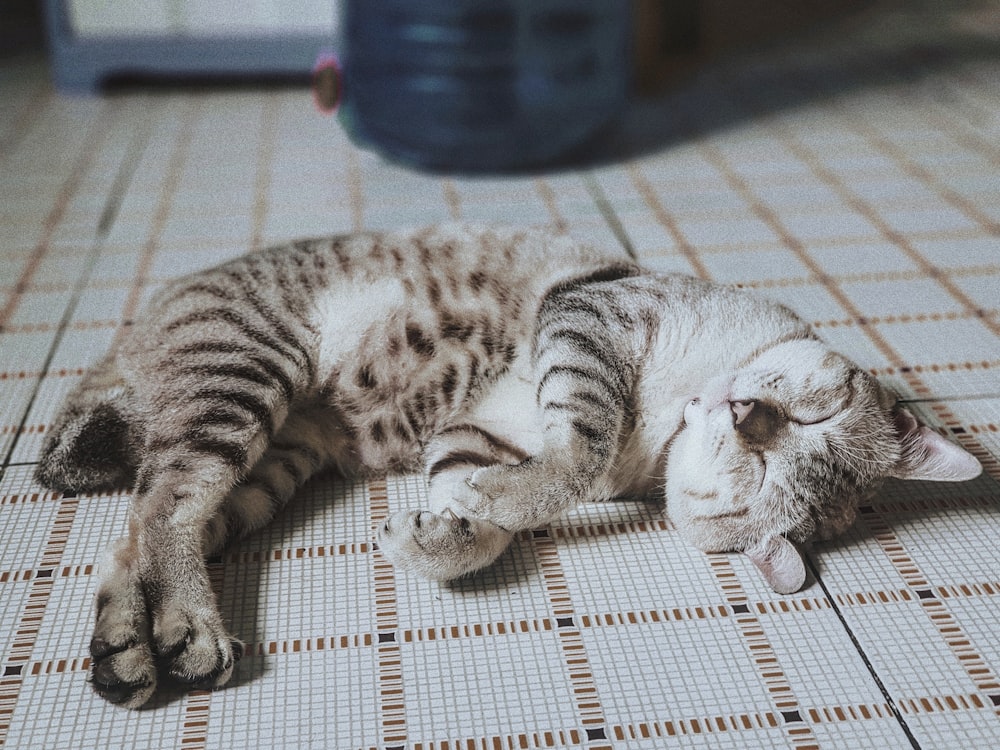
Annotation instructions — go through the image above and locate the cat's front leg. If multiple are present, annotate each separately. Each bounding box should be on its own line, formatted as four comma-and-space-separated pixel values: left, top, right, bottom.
453, 456, 592, 532
455, 278, 638, 532
378, 423, 520, 580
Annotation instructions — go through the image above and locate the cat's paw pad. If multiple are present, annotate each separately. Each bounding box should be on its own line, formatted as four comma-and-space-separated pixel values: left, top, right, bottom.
154, 606, 242, 689
89, 637, 157, 707
89, 585, 157, 707
378, 509, 511, 580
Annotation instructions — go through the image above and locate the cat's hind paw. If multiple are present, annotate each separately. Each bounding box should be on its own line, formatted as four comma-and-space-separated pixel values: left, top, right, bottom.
90, 636, 157, 708
90, 600, 242, 708
153, 606, 243, 690
89, 540, 242, 708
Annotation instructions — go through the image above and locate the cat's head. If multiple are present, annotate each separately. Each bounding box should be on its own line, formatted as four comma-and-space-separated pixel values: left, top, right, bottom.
664, 337, 981, 594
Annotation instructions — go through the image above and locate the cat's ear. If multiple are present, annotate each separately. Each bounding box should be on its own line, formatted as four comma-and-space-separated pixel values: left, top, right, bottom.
745, 535, 806, 594
890, 408, 982, 482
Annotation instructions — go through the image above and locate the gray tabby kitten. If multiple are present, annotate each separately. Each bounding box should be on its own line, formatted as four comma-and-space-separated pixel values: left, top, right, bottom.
36, 224, 980, 708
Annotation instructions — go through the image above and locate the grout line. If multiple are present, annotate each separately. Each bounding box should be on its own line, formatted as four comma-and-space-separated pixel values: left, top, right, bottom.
1, 98, 150, 470
0, 494, 79, 746
532, 528, 612, 747
804, 555, 922, 750
833, 107, 999, 234
708, 555, 821, 749
860, 506, 1000, 702
700, 125, 1000, 736
776, 128, 1000, 339
250, 96, 280, 253
347, 148, 364, 232
628, 163, 711, 279
112, 99, 201, 343
584, 172, 637, 261
95, 96, 159, 240
0, 100, 116, 332
441, 179, 461, 221
534, 178, 568, 233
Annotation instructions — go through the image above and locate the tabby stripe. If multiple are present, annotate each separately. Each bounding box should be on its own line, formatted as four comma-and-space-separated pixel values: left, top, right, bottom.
278, 455, 305, 486
542, 390, 617, 415
402, 404, 423, 436
537, 365, 623, 404
228, 271, 316, 378
579, 288, 639, 328
243, 289, 315, 376
269, 257, 315, 325
332, 242, 351, 273
187, 387, 275, 435
438, 315, 475, 342
441, 364, 459, 403
571, 418, 611, 455
144, 431, 250, 475
567, 390, 614, 410
543, 390, 614, 416
188, 405, 255, 432
436, 424, 530, 462
176, 362, 278, 390
540, 328, 612, 368
405, 324, 436, 357
392, 418, 412, 441
160, 281, 237, 306
276, 281, 313, 327
545, 264, 639, 299
428, 450, 498, 479
184, 436, 248, 468
310, 250, 328, 274
171, 346, 297, 402
246, 477, 283, 513
543, 329, 631, 397
548, 296, 610, 327
165, 307, 304, 371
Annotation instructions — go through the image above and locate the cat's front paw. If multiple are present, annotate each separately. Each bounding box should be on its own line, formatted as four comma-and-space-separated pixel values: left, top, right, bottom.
454, 462, 568, 532
378, 508, 512, 580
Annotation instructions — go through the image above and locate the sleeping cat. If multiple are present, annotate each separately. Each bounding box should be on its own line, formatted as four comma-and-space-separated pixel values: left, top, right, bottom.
35, 224, 980, 708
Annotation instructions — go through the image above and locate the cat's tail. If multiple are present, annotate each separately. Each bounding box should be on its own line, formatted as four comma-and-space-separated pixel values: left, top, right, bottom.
35, 353, 143, 493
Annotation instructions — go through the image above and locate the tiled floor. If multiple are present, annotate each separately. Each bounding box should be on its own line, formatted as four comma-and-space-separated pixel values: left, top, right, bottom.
2, 4, 1000, 749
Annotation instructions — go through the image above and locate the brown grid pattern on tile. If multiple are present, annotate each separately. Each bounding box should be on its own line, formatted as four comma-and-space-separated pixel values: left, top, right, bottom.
0, 492, 76, 745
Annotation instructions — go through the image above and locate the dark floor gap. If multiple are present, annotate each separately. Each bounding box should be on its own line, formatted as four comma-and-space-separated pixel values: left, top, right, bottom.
2, 103, 154, 471
805, 553, 922, 749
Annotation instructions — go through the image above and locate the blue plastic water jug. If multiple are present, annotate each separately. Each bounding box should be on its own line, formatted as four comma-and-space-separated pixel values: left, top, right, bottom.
337, 1, 630, 171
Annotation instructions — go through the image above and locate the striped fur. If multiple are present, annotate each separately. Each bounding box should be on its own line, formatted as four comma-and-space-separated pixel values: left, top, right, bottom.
36, 224, 980, 707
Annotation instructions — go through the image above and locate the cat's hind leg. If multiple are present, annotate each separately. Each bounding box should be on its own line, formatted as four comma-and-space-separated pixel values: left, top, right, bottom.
90, 404, 337, 707
377, 423, 519, 580
86, 334, 320, 706
201, 402, 342, 555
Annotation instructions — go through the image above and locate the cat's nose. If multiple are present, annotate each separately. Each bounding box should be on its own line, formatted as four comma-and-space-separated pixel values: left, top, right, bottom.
730, 400, 755, 426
